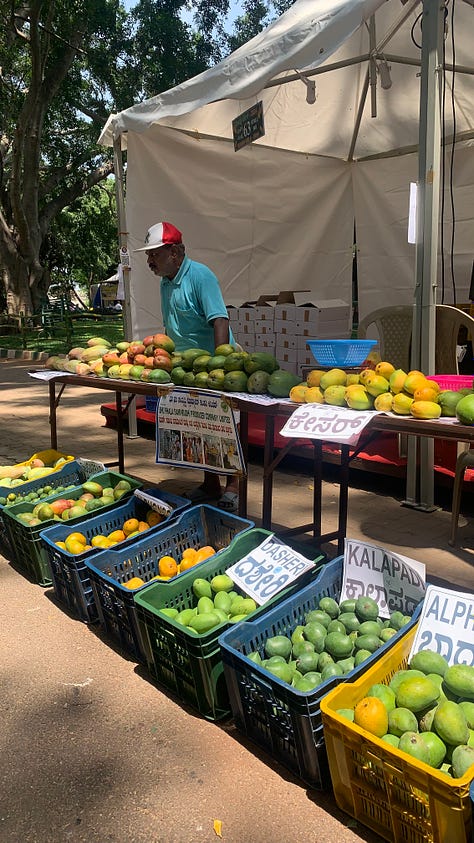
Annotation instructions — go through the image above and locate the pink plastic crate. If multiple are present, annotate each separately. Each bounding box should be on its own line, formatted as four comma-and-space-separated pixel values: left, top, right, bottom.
427, 374, 474, 391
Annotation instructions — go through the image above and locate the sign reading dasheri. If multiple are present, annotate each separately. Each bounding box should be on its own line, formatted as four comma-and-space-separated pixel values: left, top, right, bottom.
155, 386, 244, 475
340, 538, 426, 618
279, 404, 376, 446
409, 585, 474, 666
225, 534, 316, 605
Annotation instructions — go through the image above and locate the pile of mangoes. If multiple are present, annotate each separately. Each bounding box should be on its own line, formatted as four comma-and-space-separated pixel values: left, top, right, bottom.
44, 335, 303, 396
289, 361, 474, 420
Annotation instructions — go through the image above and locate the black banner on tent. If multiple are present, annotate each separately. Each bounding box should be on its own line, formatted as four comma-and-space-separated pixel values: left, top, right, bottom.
232, 101, 265, 151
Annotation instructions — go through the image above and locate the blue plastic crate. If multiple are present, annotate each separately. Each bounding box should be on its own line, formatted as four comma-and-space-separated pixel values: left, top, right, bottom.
145, 395, 158, 413
218, 556, 424, 789
306, 339, 377, 367
133, 528, 326, 720
40, 488, 190, 622
2, 470, 141, 586
85, 505, 255, 663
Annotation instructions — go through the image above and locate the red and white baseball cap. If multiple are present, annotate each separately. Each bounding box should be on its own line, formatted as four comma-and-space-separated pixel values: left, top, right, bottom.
134, 221, 183, 252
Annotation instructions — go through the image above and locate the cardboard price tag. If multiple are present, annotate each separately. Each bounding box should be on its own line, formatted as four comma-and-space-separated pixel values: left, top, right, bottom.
225, 535, 315, 605
340, 538, 426, 619
279, 404, 375, 446
409, 585, 474, 666
133, 489, 173, 516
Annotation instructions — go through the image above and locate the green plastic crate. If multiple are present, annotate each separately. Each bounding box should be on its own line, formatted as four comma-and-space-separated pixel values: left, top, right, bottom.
133, 527, 325, 721
3, 471, 142, 586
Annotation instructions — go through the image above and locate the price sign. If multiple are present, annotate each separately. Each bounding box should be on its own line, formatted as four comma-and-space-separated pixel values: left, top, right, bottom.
279, 404, 375, 446
340, 538, 426, 618
133, 489, 173, 516
409, 585, 474, 666
225, 534, 315, 605
232, 101, 265, 151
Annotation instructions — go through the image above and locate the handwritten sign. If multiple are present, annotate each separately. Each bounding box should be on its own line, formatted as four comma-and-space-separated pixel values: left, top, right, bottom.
133, 489, 173, 517
409, 585, 474, 666
155, 386, 244, 475
225, 535, 315, 605
279, 404, 376, 446
232, 101, 265, 151
340, 538, 426, 618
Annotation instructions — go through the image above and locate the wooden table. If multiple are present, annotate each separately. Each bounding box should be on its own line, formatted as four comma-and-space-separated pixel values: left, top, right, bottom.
45, 375, 474, 553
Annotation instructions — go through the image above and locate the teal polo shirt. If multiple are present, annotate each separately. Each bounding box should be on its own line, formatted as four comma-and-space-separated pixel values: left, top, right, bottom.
160, 256, 234, 353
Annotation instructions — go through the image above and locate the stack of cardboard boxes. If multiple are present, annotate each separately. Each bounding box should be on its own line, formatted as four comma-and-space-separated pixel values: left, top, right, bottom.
227, 292, 353, 376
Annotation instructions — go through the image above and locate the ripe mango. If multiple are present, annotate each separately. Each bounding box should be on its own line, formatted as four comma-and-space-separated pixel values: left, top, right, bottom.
319, 368, 347, 390
82, 481, 103, 497
375, 361, 395, 379
392, 392, 414, 415
365, 374, 390, 397
374, 392, 393, 412
346, 373, 360, 386
410, 400, 441, 420
67, 347, 86, 360
345, 386, 373, 411
404, 372, 428, 395
389, 369, 408, 394
306, 369, 325, 387
87, 337, 112, 348
81, 345, 111, 363
359, 368, 376, 386
323, 384, 347, 406
304, 386, 325, 403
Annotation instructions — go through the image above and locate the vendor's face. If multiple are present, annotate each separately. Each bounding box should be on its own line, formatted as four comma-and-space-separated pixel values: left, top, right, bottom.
146, 244, 177, 278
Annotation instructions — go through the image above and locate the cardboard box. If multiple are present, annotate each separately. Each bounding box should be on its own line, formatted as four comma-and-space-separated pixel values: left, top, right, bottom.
276, 335, 297, 352
274, 318, 294, 334
255, 334, 275, 351
254, 320, 274, 335
238, 302, 256, 323
292, 297, 352, 338
277, 347, 297, 364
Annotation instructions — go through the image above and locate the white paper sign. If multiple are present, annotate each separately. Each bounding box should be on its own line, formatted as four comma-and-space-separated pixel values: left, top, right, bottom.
340, 538, 426, 618
225, 535, 316, 605
409, 584, 474, 666
155, 387, 245, 475
279, 404, 376, 446
133, 489, 173, 516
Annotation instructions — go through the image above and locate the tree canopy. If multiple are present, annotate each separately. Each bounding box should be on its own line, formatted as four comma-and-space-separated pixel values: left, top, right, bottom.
0, 0, 292, 316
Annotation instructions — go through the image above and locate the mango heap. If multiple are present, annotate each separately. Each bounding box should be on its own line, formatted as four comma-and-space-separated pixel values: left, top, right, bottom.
157, 572, 259, 633
55, 506, 165, 555
0, 454, 71, 490
339, 651, 474, 780
246, 594, 412, 692
13, 478, 133, 528
290, 361, 474, 422
44, 335, 303, 396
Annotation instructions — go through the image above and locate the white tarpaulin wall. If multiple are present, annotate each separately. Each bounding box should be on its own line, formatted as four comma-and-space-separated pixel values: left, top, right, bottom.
101, 0, 474, 339
126, 126, 354, 338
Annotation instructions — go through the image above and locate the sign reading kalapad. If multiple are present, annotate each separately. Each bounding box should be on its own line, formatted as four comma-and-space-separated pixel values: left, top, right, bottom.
155, 386, 244, 475
340, 538, 426, 618
409, 585, 474, 666
225, 534, 316, 605
279, 404, 376, 446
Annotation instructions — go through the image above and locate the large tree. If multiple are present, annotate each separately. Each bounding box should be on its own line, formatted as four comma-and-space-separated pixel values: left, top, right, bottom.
0, 0, 288, 317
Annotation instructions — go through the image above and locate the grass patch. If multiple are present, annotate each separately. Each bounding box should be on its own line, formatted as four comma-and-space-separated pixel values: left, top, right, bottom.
0, 315, 125, 357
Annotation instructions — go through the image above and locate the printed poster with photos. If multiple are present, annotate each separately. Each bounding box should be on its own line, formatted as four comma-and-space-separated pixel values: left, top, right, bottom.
155, 386, 245, 475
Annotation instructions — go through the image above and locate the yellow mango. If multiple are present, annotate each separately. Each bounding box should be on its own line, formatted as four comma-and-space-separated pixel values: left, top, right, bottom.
375, 361, 395, 380
323, 384, 347, 406
404, 372, 428, 395
359, 368, 376, 385
319, 368, 347, 390
410, 400, 442, 420
392, 392, 414, 415
346, 373, 360, 385
345, 386, 373, 411
389, 369, 408, 394
365, 374, 390, 397
306, 370, 325, 388
374, 393, 393, 412
304, 386, 325, 403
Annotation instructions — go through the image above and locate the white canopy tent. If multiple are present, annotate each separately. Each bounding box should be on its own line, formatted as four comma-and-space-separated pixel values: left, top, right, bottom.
100, 0, 474, 507
100, 0, 474, 343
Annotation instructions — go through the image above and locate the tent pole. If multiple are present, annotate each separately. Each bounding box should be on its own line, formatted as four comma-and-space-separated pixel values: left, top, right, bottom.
113, 136, 138, 439
405, 0, 444, 511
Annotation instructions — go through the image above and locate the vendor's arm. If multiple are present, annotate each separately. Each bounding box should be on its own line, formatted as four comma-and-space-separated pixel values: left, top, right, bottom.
212, 316, 230, 348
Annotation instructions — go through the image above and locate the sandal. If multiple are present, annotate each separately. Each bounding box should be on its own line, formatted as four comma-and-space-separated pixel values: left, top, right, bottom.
216, 491, 239, 513
183, 483, 219, 503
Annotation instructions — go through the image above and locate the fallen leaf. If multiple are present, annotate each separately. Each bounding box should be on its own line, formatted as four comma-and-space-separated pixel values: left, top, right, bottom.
213, 819, 222, 838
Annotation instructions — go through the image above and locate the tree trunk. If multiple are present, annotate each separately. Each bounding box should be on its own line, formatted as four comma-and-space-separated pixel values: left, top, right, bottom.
0, 242, 34, 316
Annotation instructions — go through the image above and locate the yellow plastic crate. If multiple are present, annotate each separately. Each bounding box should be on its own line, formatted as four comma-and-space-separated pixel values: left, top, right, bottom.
320, 625, 473, 843
17, 449, 74, 470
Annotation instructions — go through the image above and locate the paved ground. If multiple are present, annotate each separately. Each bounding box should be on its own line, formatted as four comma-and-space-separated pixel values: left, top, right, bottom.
1, 360, 473, 843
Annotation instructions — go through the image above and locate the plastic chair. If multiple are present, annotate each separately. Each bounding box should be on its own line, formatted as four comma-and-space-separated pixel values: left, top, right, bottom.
357, 306, 413, 370
435, 304, 474, 374
449, 449, 474, 546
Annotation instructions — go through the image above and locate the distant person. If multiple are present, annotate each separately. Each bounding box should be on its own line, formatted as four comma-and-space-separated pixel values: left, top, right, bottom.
135, 221, 239, 512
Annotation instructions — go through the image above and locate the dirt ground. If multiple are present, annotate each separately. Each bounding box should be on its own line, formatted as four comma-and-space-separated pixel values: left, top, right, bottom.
1, 360, 473, 843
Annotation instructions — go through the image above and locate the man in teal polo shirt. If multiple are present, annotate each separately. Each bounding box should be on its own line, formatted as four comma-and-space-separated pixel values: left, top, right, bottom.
135, 221, 239, 511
